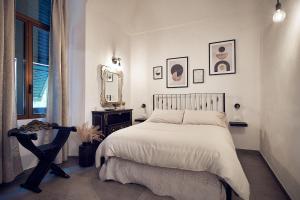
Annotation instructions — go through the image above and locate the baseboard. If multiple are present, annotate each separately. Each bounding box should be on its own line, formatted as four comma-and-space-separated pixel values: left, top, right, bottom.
259, 152, 292, 200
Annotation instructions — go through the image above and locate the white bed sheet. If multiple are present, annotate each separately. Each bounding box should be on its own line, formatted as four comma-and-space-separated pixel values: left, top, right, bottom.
96, 122, 250, 199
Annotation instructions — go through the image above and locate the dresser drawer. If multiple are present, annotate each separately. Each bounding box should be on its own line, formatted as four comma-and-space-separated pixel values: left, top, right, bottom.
92, 109, 132, 137
108, 123, 131, 135
107, 112, 131, 125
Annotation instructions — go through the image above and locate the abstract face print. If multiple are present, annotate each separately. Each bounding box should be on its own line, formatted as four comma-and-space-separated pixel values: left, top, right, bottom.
166, 57, 188, 88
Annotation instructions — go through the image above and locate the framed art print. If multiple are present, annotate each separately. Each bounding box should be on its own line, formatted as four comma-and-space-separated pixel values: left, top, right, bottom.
106, 72, 113, 82
193, 69, 204, 83
166, 57, 188, 88
209, 39, 236, 75
153, 66, 163, 80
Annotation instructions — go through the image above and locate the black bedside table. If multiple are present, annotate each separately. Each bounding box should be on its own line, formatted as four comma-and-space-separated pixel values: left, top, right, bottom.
134, 118, 147, 123
229, 121, 248, 127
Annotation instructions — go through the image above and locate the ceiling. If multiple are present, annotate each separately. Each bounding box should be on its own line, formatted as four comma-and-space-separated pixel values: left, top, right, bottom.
88, 0, 273, 35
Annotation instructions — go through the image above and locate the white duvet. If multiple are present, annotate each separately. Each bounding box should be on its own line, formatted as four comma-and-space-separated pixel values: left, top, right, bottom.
96, 122, 250, 200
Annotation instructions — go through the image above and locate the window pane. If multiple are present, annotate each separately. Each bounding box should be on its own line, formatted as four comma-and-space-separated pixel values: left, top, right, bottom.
15, 19, 26, 116
32, 26, 49, 115
33, 27, 49, 65
16, 0, 51, 26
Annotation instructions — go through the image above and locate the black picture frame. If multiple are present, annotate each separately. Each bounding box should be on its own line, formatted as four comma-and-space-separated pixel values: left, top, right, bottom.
166, 56, 188, 88
209, 39, 236, 76
193, 69, 204, 83
153, 66, 163, 80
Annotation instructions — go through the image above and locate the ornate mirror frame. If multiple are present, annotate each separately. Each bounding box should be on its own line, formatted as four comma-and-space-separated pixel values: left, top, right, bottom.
100, 65, 123, 107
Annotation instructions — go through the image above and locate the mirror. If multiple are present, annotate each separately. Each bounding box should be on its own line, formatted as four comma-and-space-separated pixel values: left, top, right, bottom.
100, 65, 123, 107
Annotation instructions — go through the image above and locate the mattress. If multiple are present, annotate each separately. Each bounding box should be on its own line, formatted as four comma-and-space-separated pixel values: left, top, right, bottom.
96, 122, 249, 199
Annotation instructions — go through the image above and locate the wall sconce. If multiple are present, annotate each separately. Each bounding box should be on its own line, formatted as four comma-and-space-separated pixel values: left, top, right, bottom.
273, 0, 286, 23
140, 104, 147, 119
112, 56, 121, 66
234, 103, 240, 110
233, 103, 243, 122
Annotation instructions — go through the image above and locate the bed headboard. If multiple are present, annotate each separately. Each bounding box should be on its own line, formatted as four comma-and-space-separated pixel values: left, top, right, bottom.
153, 93, 225, 112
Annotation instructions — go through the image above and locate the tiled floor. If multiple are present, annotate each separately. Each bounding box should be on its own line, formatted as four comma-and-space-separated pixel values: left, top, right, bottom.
0, 150, 290, 200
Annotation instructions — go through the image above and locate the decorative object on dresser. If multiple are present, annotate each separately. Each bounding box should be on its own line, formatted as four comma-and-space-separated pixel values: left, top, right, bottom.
166, 56, 188, 88
193, 69, 204, 83
77, 123, 105, 167
153, 66, 163, 80
92, 109, 133, 137
209, 39, 236, 75
121, 101, 126, 109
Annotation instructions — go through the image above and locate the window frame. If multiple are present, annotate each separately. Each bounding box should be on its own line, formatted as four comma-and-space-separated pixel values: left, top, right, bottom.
16, 12, 50, 120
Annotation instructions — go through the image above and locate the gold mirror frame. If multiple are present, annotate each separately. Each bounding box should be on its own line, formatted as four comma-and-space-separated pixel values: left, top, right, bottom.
100, 65, 123, 107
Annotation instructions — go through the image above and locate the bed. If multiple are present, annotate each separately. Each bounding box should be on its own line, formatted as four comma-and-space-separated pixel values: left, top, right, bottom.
95, 93, 250, 200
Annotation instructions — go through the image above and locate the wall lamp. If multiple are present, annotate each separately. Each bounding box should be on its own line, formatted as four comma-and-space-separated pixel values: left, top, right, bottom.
273, 0, 286, 23
112, 56, 121, 66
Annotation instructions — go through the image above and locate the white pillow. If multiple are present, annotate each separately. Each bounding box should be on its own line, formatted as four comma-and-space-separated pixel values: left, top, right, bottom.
147, 109, 184, 124
183, 110, 227, 128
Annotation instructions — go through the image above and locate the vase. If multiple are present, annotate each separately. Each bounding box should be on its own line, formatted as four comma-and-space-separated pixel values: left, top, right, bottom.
79, 142, 94, 167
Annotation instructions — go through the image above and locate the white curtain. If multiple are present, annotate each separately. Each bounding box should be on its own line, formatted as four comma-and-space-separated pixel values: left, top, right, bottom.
47, 0, 69, 163
0, 0, 23, 183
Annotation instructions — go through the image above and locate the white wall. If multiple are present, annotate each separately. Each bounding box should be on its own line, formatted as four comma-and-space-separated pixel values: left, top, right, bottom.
260, 0, 300, 199
84, 0, 131, 123
53, 0, 133, 157
130, 10, 263, 150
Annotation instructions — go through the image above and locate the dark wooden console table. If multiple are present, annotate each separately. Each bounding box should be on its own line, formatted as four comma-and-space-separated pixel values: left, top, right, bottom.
92, 109, 132, 137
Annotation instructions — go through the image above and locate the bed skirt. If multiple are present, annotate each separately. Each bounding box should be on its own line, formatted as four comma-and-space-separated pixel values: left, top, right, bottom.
99, 157, 227, 200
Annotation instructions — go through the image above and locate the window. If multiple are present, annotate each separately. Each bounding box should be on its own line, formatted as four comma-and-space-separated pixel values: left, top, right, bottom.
15, 0, 51, 119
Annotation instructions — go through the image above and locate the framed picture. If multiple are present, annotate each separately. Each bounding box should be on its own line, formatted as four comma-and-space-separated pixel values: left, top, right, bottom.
153, 66, 163, 80
193, 69, 204, 83
209, 39, 236, 75
166, 57, 188, 88
106, 72, 113, 82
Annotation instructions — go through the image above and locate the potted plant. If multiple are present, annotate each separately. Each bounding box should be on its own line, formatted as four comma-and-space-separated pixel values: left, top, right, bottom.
77, 123, 105, 167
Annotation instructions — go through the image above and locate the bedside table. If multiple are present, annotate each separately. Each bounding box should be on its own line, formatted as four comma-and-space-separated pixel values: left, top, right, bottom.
229, 121, 248, 127
134, 118, 147, 123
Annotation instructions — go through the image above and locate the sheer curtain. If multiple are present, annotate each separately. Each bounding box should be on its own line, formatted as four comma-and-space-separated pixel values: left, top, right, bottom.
47, 0, 70, 163
0, 0, 23, 183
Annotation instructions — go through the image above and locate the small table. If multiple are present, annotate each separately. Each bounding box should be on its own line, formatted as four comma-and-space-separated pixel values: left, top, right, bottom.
134, 118, 147, 123
229, 121, 248, 127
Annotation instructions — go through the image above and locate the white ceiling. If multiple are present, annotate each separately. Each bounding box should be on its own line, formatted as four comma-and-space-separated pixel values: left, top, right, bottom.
88, 0, 273, 35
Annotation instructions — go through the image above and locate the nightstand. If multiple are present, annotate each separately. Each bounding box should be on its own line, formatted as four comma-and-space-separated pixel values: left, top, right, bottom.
229, 121, 248, 127
134, 118, 147, 123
